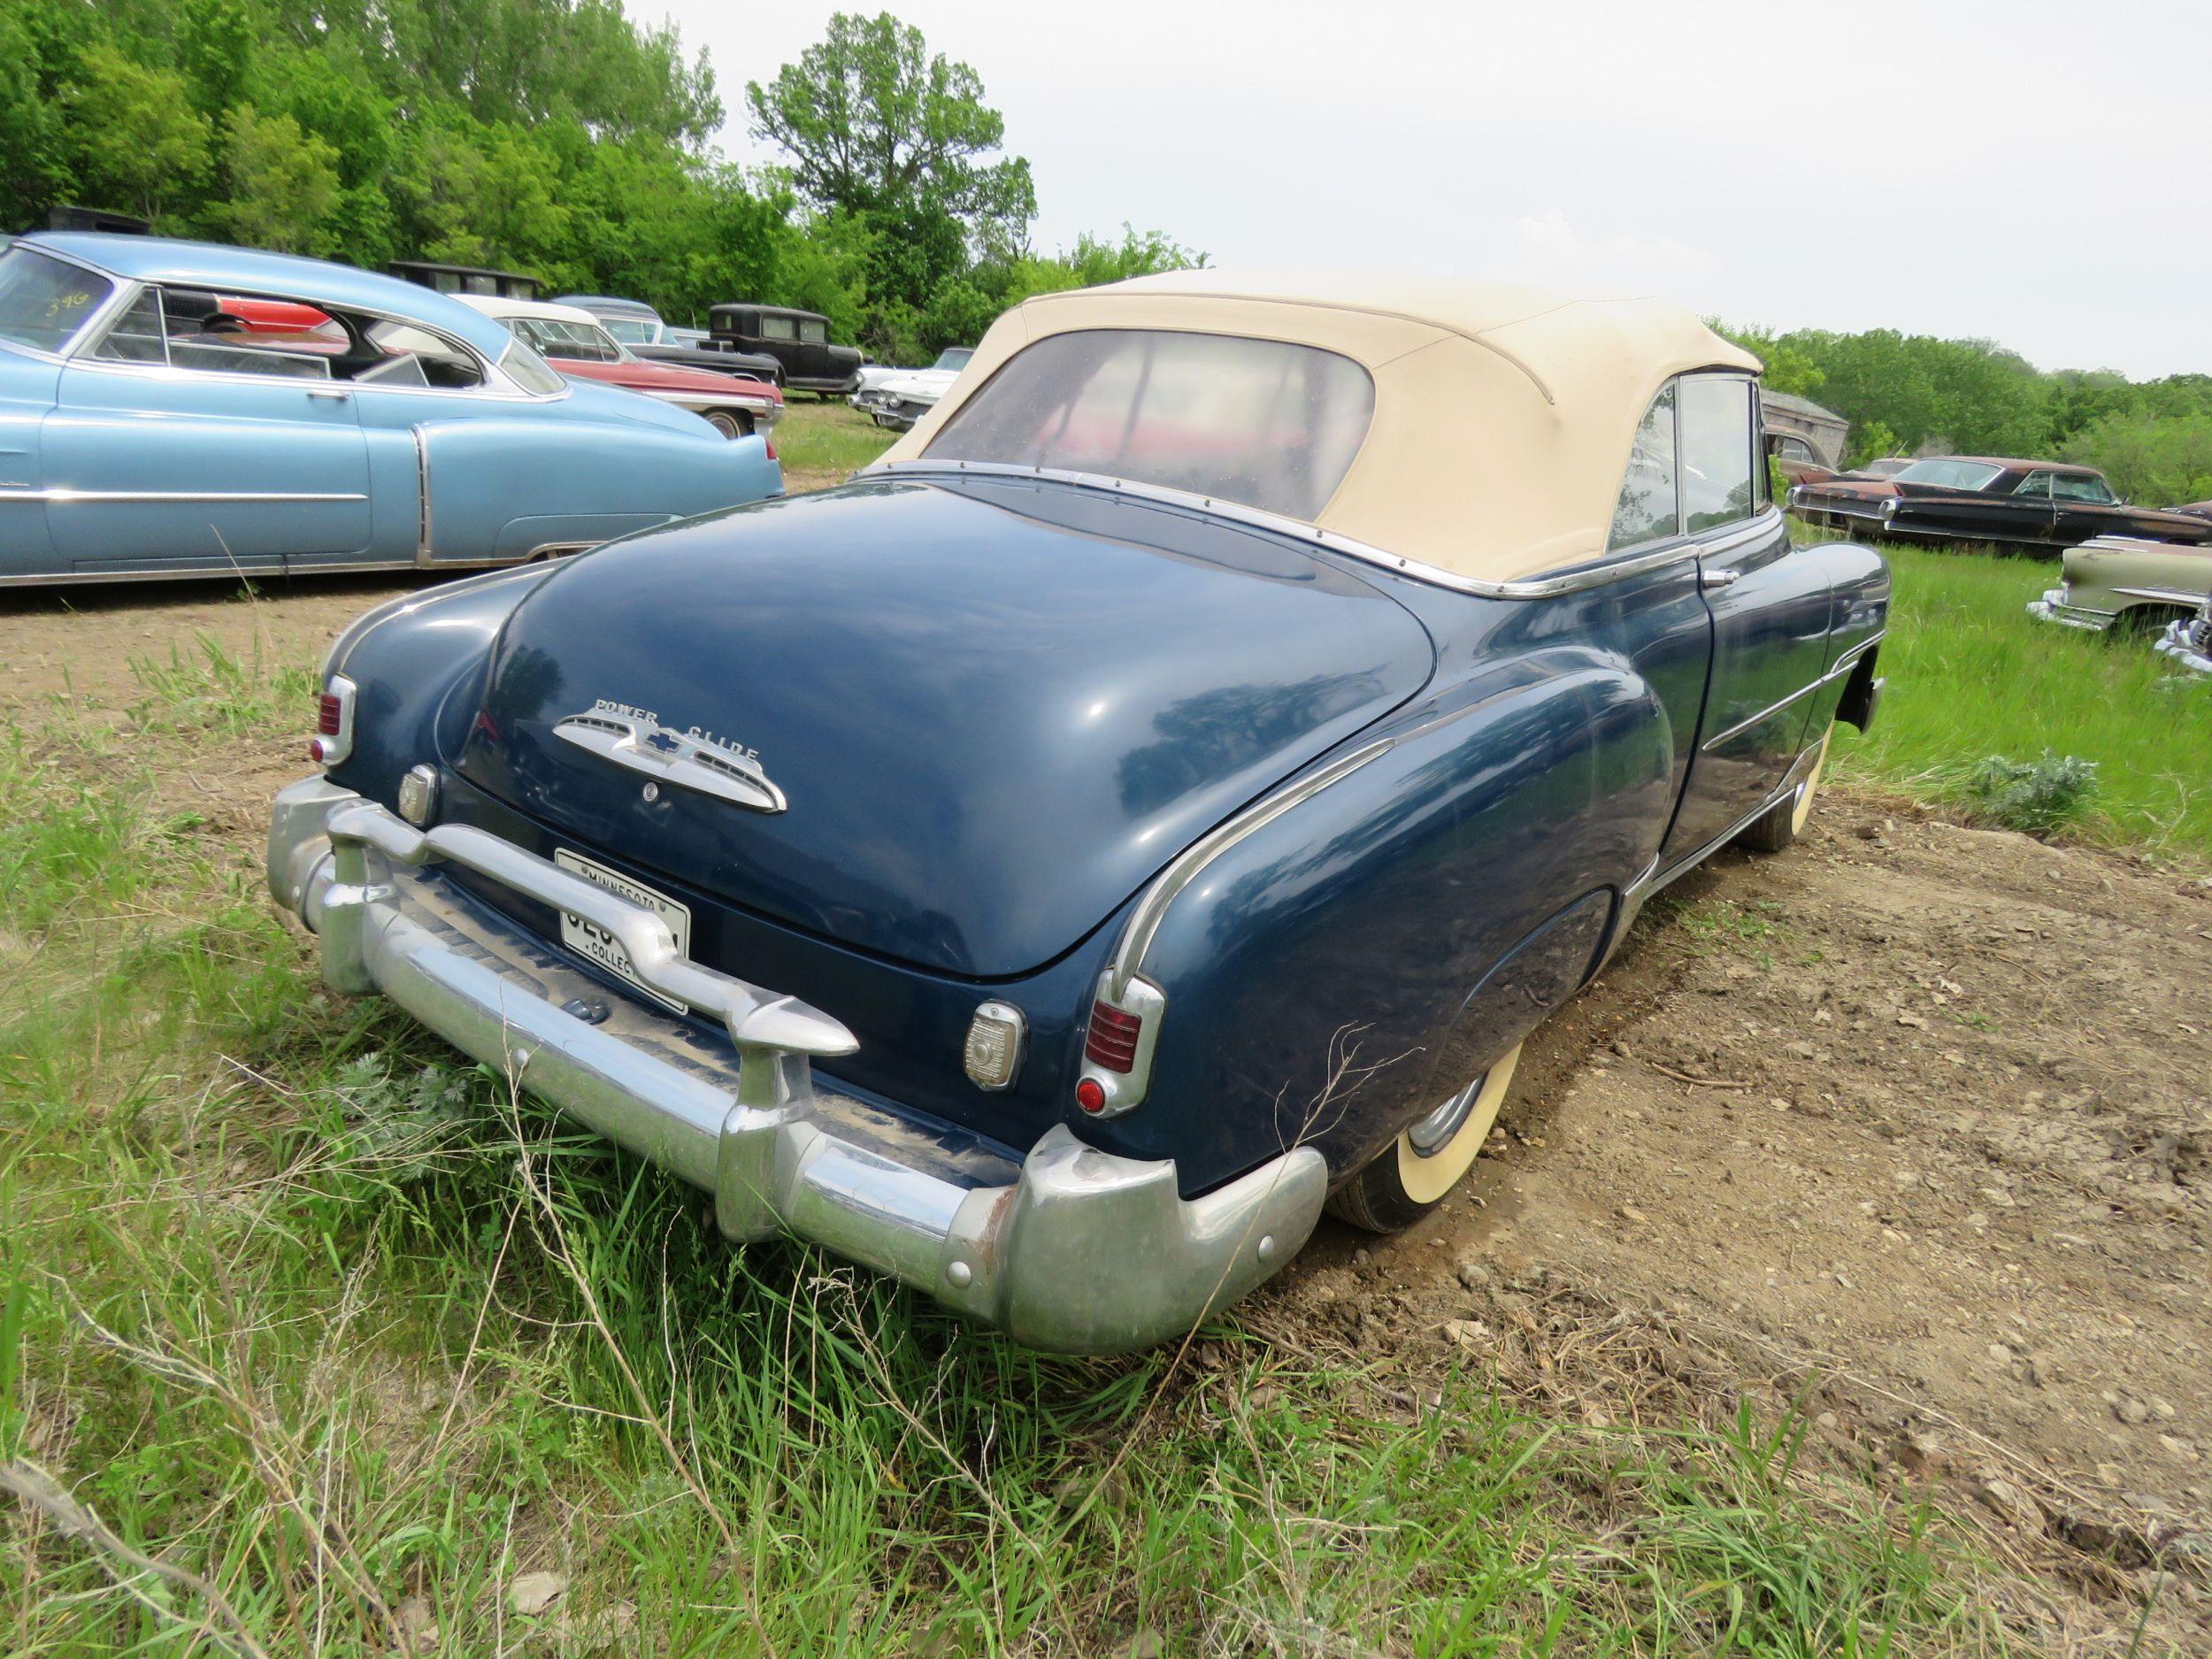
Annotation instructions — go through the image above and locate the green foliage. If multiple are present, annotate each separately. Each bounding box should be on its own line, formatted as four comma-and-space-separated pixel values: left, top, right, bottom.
2060, 411, 2212, 505
1958, 751, 2100, 836
1, 1, 1187, 364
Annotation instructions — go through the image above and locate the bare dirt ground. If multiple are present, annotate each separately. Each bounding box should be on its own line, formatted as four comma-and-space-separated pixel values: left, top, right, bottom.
8, 575, 2209, 1644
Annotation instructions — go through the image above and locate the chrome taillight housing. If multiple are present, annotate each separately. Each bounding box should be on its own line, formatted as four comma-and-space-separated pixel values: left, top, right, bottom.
1076, 972, 1164, 1118
310, 674, 357, 767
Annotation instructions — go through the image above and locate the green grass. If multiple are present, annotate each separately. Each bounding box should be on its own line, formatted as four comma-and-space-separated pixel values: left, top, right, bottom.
0, 639, 2049, 1654
1829, 538, 2212, 860
775, 400, 900, 484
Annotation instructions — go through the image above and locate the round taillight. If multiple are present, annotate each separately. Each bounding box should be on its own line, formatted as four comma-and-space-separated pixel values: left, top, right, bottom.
309, 737, 330, 764
1075, 1078, 1107, 1114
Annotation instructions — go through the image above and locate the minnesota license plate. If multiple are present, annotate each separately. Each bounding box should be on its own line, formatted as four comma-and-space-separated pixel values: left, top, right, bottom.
553, 849, 691, 1014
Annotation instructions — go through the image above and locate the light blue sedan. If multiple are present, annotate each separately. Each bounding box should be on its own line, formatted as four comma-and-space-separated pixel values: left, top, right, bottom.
0, 233, 782, 585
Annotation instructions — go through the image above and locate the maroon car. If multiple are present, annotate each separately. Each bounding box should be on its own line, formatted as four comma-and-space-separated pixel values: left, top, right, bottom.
1788, 457, 2212, 556
459, 296, 783, 438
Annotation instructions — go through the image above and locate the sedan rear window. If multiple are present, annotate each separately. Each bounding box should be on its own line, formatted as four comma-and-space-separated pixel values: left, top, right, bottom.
1893, 458, 2002, 491
925, 329, 1375, 522
0, 247, 114, 352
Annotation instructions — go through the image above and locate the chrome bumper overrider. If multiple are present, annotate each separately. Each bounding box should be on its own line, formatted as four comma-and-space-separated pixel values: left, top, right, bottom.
2027, 590, 2114, 631
266, 779, 1325, 1352
2154, 617, 2212, 675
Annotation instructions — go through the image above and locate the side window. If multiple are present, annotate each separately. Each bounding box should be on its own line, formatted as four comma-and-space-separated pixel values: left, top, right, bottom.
1678, 375, 1755, 534
2012, 471, 2055, 499
2052, 473, 2114, 504
760, 315, 798, 342
1609, 383, 1679, 549
91, 288, 168, 364
798, 318, 827, 344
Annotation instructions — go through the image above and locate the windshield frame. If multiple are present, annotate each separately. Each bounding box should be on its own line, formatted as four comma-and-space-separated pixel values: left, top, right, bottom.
0, 243, 123, 357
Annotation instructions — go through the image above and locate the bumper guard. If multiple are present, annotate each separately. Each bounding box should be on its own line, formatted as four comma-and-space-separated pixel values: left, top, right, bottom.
267, 778, 1326, 1352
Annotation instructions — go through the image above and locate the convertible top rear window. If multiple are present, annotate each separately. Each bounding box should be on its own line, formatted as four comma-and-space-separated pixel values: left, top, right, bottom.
925, 328, 1375, 522
0, 247, 113, 352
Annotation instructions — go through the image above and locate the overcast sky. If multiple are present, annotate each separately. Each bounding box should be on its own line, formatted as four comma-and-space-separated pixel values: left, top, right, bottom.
655, 0, 2207, 380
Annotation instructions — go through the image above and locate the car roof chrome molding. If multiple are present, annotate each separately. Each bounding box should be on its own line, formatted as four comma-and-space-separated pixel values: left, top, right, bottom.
1104, 738, 1394, 1002
863, 458, 1782, 601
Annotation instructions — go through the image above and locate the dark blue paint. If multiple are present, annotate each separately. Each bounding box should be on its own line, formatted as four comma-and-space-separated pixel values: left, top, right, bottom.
326, 474, 1887, 1200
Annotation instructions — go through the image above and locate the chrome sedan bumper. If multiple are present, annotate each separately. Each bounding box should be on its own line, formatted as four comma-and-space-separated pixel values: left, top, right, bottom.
2154, 616, 2212, 675
266, 778, 1325, 1352
2027, 589, 2115, 631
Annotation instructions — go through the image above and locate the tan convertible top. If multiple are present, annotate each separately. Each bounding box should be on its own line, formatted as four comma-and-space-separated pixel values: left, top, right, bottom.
879, 269, 1762, 585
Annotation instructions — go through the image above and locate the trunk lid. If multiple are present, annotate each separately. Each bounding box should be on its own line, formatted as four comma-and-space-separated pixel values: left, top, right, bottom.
454, 476, 1433, 977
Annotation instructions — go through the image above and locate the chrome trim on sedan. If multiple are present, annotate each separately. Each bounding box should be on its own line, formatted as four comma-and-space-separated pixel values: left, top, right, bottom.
1697, 631, 1886, 755
411, 426, 433, 565
2027, 591, 2114, 632
553, 711, 787, 814
3, 487, 369, 504
864, 459, 1787, 602
265, 780, 1327, 1351
1106, 738, 1394, 1004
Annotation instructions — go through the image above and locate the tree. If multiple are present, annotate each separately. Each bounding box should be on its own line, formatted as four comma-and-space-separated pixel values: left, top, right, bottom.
210, 104, 341, 254
58, 44, 210, 222
745, 11, 1036, 320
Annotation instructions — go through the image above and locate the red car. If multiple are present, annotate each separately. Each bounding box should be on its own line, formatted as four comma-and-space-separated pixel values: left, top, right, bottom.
459, 296, 783, 438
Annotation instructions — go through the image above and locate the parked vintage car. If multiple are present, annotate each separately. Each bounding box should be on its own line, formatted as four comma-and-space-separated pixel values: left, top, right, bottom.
2028, 534, 2212, 637
850, 346, 975, 429
457, 296, 782, 437
265, 272, 1887, 1352
2154, 599, 2212, 675
0, 234, 781, 584
555, 294, 784, 385
1789, 456, 2212, 555
708, 303, 864, 395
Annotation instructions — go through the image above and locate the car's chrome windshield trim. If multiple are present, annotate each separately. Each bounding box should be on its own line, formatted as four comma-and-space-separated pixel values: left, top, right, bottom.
864, 459, 1783, 600
1106, 738, 1394, 1002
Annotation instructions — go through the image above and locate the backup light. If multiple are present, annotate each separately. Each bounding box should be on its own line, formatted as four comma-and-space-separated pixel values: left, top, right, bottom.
397, 764, 439, 827
963, 1001, 1026, 1091
309, 675, 357, 767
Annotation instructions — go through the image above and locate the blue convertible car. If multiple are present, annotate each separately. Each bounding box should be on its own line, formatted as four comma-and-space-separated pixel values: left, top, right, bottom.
0, 234, 780, 584
267, 273, 1888, 1352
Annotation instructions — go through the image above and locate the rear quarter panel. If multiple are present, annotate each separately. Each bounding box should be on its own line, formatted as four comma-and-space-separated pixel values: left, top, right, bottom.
419, 415, 780, 560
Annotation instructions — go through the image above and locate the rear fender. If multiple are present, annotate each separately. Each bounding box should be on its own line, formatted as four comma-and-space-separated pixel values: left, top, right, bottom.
320, 562, 561, 807
1082, 648, 1676, 1194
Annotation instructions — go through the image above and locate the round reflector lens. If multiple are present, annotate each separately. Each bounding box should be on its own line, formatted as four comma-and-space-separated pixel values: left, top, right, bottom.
1075, 1078, 1107, 1114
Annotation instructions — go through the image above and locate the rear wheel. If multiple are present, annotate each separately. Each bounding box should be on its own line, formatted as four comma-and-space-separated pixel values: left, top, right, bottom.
1737, 725, 1830, 853
1326, 1044, 1522, 1233
703, 410, 751, 440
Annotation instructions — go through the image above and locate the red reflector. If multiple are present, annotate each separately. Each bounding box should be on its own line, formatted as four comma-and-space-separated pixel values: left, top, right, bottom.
316, 692, 343, 735
1084, 1001, 1142, 1072
1075, 1078, 1107, 1114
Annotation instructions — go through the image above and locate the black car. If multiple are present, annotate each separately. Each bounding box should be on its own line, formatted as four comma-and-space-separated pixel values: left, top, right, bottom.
1788, 456, 2212, 557
708, 303, 864, 396
555, 295, 783, 386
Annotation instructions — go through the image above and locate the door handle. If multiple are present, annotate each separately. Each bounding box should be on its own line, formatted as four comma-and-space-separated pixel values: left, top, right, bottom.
306, 387, 351, 402
1701, 567, 1741, 591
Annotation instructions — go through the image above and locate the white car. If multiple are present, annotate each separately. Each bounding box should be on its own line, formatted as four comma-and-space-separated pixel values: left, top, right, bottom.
851, 346, 974, 430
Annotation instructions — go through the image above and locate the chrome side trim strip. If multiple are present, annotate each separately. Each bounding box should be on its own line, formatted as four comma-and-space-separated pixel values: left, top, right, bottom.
4, 488, 368, 504
1106, 739, 1393, 1002
1697, 631, 1886, 755
412, 426, 433, 566
2112, 584, 2206, 606
864, 459, 1786, 603
0, 557, 514, 590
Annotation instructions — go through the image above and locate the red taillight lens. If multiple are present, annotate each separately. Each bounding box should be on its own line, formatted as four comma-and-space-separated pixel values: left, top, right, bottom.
1084, 1001, 1143, 1073
316, 693, 343, 735
764, 438, 779, 463
1075, 1078, 1107, 1114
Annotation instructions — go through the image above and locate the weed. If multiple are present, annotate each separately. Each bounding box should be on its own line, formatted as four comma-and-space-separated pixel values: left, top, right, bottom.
1956, 750, 2100, 835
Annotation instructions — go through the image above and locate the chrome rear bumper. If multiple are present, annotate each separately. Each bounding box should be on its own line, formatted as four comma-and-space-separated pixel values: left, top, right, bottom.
267, 778, 1325, 1353
2027, 589, 2114, 631
2154, 616, 2212, 675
